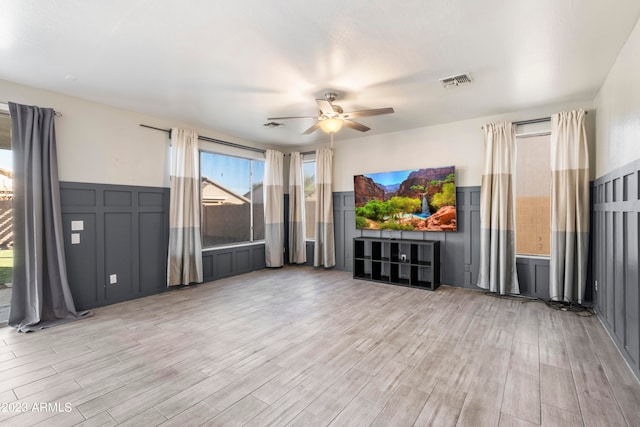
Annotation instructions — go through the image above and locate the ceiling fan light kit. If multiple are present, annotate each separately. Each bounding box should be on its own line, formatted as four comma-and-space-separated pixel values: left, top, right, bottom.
267, 92, 394, 135
319, 117, 343, 133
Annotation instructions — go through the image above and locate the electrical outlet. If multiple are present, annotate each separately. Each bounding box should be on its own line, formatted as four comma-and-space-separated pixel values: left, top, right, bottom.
595, 280, 598, 292
109, 274, 117, 285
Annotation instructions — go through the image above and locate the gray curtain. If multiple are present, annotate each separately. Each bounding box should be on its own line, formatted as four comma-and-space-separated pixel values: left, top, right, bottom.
9, 102, 91, 332
314, 147, 335, 268
167, 128, 203, 286
550, 110, 589, 303
288, 152, 306, 264
477, 121, 520, 294
264, 149, 284, 267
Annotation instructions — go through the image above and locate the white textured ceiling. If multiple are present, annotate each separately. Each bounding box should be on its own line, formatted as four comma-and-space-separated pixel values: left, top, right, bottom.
1, 1, 639, 146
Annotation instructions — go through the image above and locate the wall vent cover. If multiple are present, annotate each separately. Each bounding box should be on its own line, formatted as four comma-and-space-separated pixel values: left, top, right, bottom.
440, 73, 473, 88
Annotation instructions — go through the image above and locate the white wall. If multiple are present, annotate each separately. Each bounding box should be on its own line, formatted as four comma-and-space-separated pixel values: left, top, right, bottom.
332, 100, 595, 192
594, 16, 640, 178
2, 77, 599, 191
0, 79, 270, 188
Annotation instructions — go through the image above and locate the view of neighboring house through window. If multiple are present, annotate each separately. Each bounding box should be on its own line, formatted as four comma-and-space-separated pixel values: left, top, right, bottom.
303, 158, 316, 240
515, 133, 551, 256
0, 111, 12, 325
200, 151, 265, 247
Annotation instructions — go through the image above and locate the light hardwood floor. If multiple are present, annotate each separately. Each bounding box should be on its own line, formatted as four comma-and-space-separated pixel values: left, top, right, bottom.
0, 267, 638, 426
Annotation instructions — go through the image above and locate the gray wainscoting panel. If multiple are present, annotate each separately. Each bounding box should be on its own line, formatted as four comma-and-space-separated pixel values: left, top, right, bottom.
62, 212, 98, 308
333, 192, 359, 271
201, 243, 266, 282
60, 182, 169, 310
515, 257, 550, 300
330, 187, 550, 298
139, 212, 167, 294
62, 182, 266, 309
593, 158, 640, 380
104, 212, 134, 303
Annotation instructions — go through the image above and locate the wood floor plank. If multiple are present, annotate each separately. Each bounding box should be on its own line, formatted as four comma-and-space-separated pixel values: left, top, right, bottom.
498, 412, 539, 427
117, 407, 167, 427
540, 363, 580, 414
244, 379, 326, 427
413, 381, 466, 427
357, 359, 412, 406
538, 341, 571, 369
204, 395, 268, 427
76, 367, 180, 420
609, 381, 640, 426
510, 341, 540, 378
305, 368, 371, 422
578, 393, 626, 427
154, 370, 238, 419
328, 396, 383, 427
159, 401, 218, 427
74, 411, 118, 427
540, 404, 584, 427
370, 383, 428, 426
204, 363, 284, 411
570, 360, 616, 402
107, 368, 208, 423
0, 267, 637, 426
31, 408, 86, 427
286, 410, 328, 427
457, 377, 504, 427
501, 369, 541, 424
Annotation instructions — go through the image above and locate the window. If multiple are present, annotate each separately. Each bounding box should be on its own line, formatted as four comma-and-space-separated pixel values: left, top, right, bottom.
200, 152, 264, 247
0, 110, 12, 325
515, 133, 551, 256
303, 158, 316, 240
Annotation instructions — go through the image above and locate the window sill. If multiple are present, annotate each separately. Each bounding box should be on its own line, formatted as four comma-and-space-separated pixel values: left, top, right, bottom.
202, 241, 265, 252
516, 254, 550, 260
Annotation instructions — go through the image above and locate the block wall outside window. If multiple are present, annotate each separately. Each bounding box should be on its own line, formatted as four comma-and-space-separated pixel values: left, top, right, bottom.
515, 134, 551, 256
200, 151, 264, 247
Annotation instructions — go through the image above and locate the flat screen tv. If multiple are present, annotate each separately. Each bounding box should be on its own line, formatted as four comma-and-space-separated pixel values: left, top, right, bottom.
354, 165, 456, 232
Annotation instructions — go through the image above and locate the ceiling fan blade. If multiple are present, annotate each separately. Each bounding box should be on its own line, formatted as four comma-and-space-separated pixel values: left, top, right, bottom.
316, 99, 335, 116
342, 107, 395, 119
343, 120, 371, 132
302, 122, 322, 135
267, 115, 316, 120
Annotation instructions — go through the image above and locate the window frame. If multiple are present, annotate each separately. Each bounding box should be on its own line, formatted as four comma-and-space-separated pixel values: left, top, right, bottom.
302, 154, 316, 242
514, 127, 552, 258
199, 148, 266, 249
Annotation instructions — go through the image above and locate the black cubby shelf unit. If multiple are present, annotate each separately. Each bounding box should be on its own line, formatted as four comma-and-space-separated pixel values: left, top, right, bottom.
353, 237, 441, 291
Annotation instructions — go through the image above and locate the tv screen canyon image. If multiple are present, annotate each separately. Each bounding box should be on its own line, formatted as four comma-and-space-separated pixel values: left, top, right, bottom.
354, 165, 457, 232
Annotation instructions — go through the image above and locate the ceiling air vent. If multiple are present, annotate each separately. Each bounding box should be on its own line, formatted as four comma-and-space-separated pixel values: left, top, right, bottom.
440, 73, 473, 88
263, 121, 284, 128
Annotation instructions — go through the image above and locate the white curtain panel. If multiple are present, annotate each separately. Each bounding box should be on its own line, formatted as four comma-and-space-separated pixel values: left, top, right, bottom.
264, 149, 284, 267
167, 128, 203, 287
314, 147, 336, 267
550, 110, 590, 303
478, 121, 520, 294
288, 152, 307, 264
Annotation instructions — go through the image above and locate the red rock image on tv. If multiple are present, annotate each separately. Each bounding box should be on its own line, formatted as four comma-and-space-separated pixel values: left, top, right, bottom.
353, 166, 457, 232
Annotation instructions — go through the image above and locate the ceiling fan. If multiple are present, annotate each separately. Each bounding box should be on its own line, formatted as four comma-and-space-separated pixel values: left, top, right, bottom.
268, 92, 395, 135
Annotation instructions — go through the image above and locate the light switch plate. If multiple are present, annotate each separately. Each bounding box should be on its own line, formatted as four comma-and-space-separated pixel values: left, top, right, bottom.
71, 220, 84, 231
71, 233, 80, 244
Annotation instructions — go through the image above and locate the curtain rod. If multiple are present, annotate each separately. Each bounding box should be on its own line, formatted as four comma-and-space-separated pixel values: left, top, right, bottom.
513, 117, 550, 126
140, 124, 266, 154
482, 111, 588, 129
1, 101, 63, 117
287, 150, 315, 156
